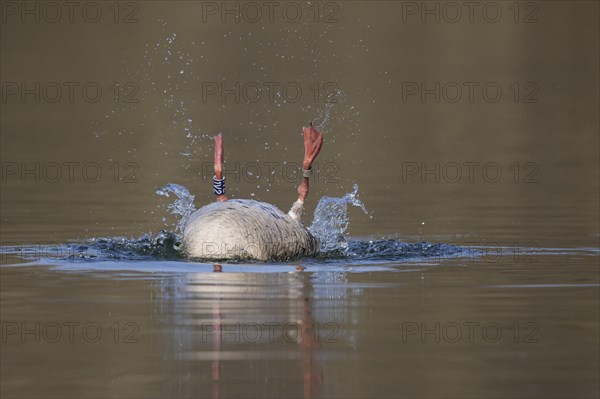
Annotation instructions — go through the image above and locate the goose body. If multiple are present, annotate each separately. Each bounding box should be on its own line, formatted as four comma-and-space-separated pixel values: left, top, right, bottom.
182, 199, 318, 260
182, 125, 324, 261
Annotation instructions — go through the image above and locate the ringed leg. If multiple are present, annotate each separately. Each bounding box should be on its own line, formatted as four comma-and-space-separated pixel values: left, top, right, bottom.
297, 122, 324, 202
213, 133, 228, 202
288, 123, 323, 221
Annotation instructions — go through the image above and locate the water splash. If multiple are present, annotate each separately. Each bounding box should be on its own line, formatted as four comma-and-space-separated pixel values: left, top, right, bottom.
311, 87, 344, 133
0, 231, 183, 263
309, 184, 369, 254
1, 183, 475, 267
156, 183, 196, 234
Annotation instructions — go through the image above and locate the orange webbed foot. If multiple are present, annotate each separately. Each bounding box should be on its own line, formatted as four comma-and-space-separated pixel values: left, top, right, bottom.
302, 122, 323, 170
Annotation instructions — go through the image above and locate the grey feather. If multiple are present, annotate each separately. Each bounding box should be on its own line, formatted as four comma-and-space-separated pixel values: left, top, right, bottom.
182, 199, 319, 261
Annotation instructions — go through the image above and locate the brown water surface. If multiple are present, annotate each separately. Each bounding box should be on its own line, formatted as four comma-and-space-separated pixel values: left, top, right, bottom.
1, 2, 598, 398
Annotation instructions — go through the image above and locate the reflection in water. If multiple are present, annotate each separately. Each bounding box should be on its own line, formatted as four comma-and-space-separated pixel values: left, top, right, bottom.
1, 253, 598, 398
211, 300, 221, 399
159, 271, 357, 398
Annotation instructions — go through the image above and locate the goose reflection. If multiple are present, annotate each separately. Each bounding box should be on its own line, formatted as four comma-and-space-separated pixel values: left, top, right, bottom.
158, 269, 360, 398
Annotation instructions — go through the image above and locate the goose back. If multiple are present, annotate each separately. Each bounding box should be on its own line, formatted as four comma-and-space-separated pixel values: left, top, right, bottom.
182, 199, 319, 260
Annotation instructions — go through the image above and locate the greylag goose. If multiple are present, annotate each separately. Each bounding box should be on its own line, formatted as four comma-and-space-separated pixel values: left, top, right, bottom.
182, 124, 324, 261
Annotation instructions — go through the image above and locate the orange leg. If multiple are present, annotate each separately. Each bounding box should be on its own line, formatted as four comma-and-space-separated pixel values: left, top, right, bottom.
297, 123, 324, 202
213, 133, 228, 202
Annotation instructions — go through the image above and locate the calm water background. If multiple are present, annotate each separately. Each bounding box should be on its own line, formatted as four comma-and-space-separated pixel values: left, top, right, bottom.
1, 1, 598, 398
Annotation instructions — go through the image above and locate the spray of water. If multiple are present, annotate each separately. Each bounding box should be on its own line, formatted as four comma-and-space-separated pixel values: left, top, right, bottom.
155, 183, 197, 235
311, 88, 344, 133
309, 184, 369, 254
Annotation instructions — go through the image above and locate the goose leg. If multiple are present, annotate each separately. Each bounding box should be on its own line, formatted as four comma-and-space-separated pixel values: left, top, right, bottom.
288, 123, 323, 221
213, 133, 228, 202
